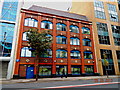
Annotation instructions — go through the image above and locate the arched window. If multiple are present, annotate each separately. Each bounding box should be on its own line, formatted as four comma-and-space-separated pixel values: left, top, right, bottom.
24, 18, 38, 27
70, 37, 80, 45
71, 50, 80, 59
56, 23, 66, 31
46, 34, 53, 40
41, 49, 52, 58
56, 49, 67, 58
82, 27, 90, 34
22, 32, 28, 41
83, 39, 91, 46
41, 20, 53, 29
70, 25, 79, 33
21, 47, 35, 57
84, 51, 93, 59
56, 35, 67, 44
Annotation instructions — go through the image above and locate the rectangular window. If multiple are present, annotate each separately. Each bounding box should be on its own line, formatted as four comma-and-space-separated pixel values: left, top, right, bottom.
116, 51, 120, 71
39, 66, 52, 76
94, 0, 106, 19
84, 66, 94, 74
71, 66, 81, 75
107, 4, 118, 22
1, 1, 18, 22
97, 22, 110, 45
0, 22, 15, 57
118, 1, 120, 10
100, 49, 115, 75
111, 25, 120, 46
56, 65, 67, 75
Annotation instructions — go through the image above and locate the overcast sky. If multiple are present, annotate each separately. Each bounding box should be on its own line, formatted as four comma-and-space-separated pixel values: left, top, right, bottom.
22, 0, 72, 11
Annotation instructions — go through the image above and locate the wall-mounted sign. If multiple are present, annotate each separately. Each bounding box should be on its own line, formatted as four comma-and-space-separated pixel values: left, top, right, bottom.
16, 59, 20, 62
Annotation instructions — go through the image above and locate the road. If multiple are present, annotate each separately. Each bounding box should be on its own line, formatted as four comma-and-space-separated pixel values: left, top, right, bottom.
1, 77, 120, 90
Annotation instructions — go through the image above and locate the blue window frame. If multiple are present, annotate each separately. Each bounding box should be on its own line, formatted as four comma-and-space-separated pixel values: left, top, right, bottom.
84, 51, 93, 59
46, 34, 53, 40
71, 50, 81, 59
70, 25, 79, 33
24, 18, 38, 27
83, 39, 91, 46
56, 23, 66, 31
70, 37, 80, 45
21, 47, 35, 57
82, 27, 90, 34
56, 35, 67, 44
56, 49, 67, 58
41, 20, 53, 29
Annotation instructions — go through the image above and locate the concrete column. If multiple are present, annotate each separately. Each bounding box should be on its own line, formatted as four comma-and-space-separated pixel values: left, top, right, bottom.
7, 1, 24, 79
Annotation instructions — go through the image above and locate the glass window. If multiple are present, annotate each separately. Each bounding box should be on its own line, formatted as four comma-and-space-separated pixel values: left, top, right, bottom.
22, 32, 28, 41
56, 65, 67, 76
41, 20, 53, 29
118, 1, 120, 10
70, 25, 79, 33
97, 22, 110, 45
1, 1, 18, 22
84, 51, 93, 59
116, 51, 120, 71
70, 50, 80, 59
56, 49, 67, 58
71, 66, 81, 75
21, 47, 35, 57
82, 27, 90, 34
107, 4, 118, 22
56, 35, 67, 44
111, 25, 120, 46
39, 66, 52, 76
85, 66, 94, 74
0, 22, 15, 57
100, 49, 115, 75
40, 49, 52, 58
24, 18, 38, 27
94, 0, 106, 19
100, 49, 113, 64
56, 23, 66, 31
83, 39, 91, 46
70, 37, 80, 45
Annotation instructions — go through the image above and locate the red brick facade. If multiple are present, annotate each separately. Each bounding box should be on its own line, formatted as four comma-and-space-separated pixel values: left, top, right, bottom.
14, 7, 97, 78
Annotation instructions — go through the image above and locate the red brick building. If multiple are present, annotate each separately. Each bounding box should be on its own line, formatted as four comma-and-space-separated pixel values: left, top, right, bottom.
14, 5, 97, 78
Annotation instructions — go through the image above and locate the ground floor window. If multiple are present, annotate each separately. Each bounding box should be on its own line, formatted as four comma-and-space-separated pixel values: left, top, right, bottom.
71, 65, 81, 75
39, 66, 52, 76
56, 65, 67, 76
84, 65, 94, 74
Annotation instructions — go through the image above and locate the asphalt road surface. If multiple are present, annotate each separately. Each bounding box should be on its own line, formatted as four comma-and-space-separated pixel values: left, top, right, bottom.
1, 77, 120, 90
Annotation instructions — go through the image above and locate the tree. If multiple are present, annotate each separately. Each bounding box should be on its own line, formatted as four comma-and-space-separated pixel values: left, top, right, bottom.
26, 28, 52, 81
103, 53, 109, 78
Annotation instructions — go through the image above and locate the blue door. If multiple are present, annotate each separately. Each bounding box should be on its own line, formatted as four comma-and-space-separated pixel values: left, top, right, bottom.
26, 66, 34, 79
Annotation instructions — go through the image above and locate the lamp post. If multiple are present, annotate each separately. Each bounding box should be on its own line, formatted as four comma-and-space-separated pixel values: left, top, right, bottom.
2, 32, 7, 56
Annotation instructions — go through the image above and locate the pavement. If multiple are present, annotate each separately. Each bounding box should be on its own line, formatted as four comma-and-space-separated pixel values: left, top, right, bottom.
1, 75, 120, 84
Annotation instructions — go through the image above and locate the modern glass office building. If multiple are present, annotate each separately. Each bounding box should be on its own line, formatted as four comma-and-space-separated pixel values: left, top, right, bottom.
0, 0, 23, 78
71, 0, 120, 75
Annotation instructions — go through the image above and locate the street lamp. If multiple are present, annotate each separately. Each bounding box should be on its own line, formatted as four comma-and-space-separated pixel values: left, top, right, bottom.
2, 32, 7, 56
